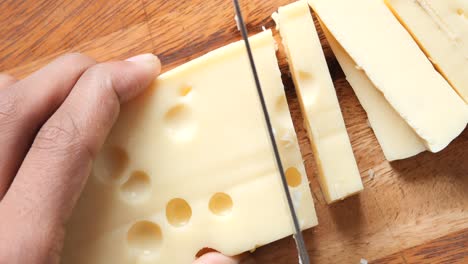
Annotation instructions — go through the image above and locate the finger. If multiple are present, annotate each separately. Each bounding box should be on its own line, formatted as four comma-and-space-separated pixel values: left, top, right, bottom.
0, 54, 160, 262
194, 253, 240, 264
0, 73, 16, 89
0, 53, 96, 200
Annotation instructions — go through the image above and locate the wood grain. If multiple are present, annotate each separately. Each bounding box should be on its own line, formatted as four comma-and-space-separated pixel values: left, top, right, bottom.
0, 0, 147, 70
0, 0, 467, 263
402, 229, 468, 263
6, 22, 154, 78
372, 253, 407, 264
372, 229, 468, 264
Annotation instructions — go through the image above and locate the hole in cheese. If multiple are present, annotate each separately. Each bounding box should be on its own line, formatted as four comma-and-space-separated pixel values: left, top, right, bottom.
209, 192, 233, 216
94, 146, 129, 183
457, 8, 464, 16
127, 220, 162, 256
179, 85, 192, 96
285, 167, 302, 187
120, 170, 151, 203
276, 95, 287, 111
166, 198, 192, 227
164, 104, 196, 141
298, 70, 312, 80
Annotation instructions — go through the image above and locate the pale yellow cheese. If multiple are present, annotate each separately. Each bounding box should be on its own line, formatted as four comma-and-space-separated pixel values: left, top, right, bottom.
322, 25, 427, 161
385, 0, 468, 103
309, 0, 468, 153
61, 30, 317, 264
275, 1, 363, 204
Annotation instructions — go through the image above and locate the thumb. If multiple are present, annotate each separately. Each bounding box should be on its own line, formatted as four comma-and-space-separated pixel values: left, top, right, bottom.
194, 252, 255, 264
194, 253, 239, 264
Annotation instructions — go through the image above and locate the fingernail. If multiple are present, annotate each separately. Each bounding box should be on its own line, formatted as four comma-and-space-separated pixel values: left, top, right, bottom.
126, 53, 160, 71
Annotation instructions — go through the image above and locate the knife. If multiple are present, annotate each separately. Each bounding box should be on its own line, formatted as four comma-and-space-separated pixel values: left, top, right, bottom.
231, 1, 311, 263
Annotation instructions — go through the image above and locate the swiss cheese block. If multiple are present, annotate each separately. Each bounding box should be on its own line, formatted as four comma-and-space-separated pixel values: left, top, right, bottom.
385, 0, 468, 103
309, 0, 468, 152
322, 25, 427, 161
274, 0, 363, 203
61, 30, 317, 264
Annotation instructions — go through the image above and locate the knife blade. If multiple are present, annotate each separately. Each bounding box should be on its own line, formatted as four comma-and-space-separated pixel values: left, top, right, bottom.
231, 1, 311, 263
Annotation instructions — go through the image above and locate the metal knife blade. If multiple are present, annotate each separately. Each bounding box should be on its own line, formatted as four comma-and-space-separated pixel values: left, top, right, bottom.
231, 1, 311, 263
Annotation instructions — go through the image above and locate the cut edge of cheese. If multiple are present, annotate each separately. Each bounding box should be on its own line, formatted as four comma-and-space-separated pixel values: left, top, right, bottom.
159, 31, 272, 80
308, 0, 468, 153
275, 0, 363, 203
385, 0, 468, 104
321, 22, 427, 161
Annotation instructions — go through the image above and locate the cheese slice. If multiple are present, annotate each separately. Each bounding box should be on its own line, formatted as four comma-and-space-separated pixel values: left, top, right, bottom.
309, 0, 468, 152
385, 0, 468, 103
61, 30, 317, 264
322, 25, 427, 161
274, 0, 363, 204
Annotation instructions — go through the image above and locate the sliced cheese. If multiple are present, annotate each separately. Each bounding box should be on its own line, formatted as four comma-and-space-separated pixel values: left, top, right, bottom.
309, 0, 468, 152
62, 30, 317, 264
322, 25, 427, 161
385, 0, 468, 103
275, 0, 363, 204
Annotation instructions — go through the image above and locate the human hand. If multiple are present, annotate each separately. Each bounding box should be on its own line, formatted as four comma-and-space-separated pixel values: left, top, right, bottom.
0, 53, 242, 264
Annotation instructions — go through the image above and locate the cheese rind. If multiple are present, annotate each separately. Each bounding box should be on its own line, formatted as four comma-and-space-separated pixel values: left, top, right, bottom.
322, 24, 427, 161
309, 0, 468, 152
385, 0, 468, 103
62, 30, 317, 264
276, 0, 363, 203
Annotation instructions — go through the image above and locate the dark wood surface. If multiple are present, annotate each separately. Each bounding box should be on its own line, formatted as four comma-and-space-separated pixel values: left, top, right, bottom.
1, 0, 467, 263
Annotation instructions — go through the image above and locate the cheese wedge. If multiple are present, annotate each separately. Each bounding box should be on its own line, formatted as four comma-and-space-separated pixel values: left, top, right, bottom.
322, 25, 427, 161
61, 30, 317, 264
385, 0, 468, 103
309, 0, 468, 152
274, 1, 363, 203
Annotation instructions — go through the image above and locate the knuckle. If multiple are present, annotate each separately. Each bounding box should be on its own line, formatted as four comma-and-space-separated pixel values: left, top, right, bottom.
34, 124, 78, 155
35, 124, 76, 148
83, 63, 120, 101
0, 92, 20, 124
32, 113, 94, 159
85, 63, 113, 82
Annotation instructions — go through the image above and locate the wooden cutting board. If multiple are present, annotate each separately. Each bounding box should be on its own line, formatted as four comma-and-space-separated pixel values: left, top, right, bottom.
1, 0, 467, 263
